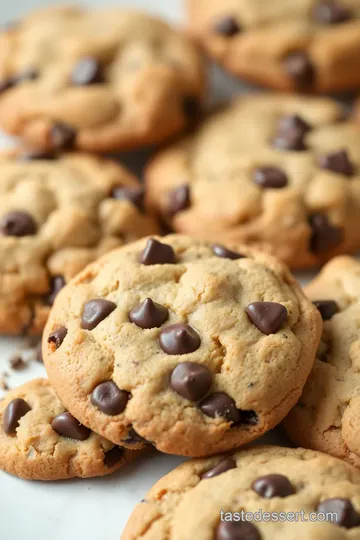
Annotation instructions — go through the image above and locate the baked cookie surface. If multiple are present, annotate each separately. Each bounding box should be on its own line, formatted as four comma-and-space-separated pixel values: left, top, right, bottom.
188, 0, 360, 93
0, 152, 158, 335
146, 94, 360, 269
0, 378, 138, 480
122, 445, 360, 539
285, 256, 360, 469
0, 5, 205, 152
43, 235, 321, 456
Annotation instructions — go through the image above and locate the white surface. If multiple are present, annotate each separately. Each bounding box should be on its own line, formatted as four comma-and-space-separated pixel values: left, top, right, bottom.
0, 1, 319, 539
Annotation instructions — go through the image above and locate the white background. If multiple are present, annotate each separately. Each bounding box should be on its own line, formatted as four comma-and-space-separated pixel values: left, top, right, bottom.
0, 1, 313, 539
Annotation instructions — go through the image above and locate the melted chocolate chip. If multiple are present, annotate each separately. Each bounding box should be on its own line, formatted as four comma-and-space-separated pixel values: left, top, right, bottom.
51, 412, 90, 441
283, 52, 315, 88
159, 324, 200, 355
313, 300, 339, 320
0, 211, 37, 237
170, 362, 212, 401
90, 381, 130, 415
216, 521, 261, 540
111, 185, 145, 212
240, 409, 258, 425
50, 123, 77, 150
318, 149, 354, 176
47, 275, 66, 306
202, 457, 236, 479
123, 428, 147, 446
212, 244, 244, 260
168, 185, 190, 216
71, 57, 104, 85
313, 0, 352, 24
200, 392, 240, 423
309, 214, 343, 254
253, 166, 288, 188
129, 298, 169, 329
246, 302, 287, 335
252, 474, 295, 498
140, 238, 176, 265
213, 16, 242, 36
81, 299, 117, 330
3, 398, 31, 434
317, 498, 360, 528
47, 327, 68, 349
104, 446, 124, 468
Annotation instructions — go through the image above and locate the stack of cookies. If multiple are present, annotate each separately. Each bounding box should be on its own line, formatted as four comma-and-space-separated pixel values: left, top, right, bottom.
1, 2, 360, 539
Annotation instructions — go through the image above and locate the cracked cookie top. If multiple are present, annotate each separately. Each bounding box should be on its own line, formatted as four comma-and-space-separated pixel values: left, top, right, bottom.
122, 445, 360, 540
0, 151, 158, 335
0, 378, 139, 480
188, 0, 360, 93
285, 256, 360, 469
0, 5, 205, 152
43, 235, 321, 457
146, 94, 360, 269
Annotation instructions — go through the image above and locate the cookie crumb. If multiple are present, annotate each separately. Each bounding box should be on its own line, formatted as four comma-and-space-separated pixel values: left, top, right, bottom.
9, 355, 27, 371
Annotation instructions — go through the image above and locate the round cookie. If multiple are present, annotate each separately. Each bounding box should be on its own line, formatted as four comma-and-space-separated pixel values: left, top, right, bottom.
0, 378, 138, 480
145, 94, 360, 269
187, 0, 360, 93
43, 235, 321, 457
285, 256, 360, 469
0, 151, 158, 335
0, 5, 205, 152
122, 445, 360, 539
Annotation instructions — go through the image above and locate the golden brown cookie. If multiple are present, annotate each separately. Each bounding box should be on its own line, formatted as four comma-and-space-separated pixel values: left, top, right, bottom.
43, 235, 321, 457
122, 445, 360, 539
0, 378, 139, 480
188, 0, 360, 93
145, 94, 360, 269
285, 256, 360, 469
0, 151, 158, 335
0, 5, 205, 152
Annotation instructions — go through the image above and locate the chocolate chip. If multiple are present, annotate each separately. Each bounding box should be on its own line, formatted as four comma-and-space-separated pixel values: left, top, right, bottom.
170, 362, 212, 401
90, 381, 130, 415
216, 521, 261, 540
313, 1, 352, 24
111, 185, 145, 212
283, 52, 315, 88
252, 474, 294, 498
213, 16, 242, 36
253, 166, 288, 189
3, 398, 31, 435
182, 96, 202, 124
212, 245, 244, 260
160, 324, 200, 355
168, 185, 190, 216
51, 412, 90, 441
317, 498, 360, 528
71, 57, 104, 86
129, 298, 168, 329
246, 302, 287, 335
313, 300, 339, 320
50, 122, 77, 150
200, 392, 240, 423
240, 409, 258, 425
277, 115, 311, 135
47, 275, 66, 306
318, 149, 354, 176
17, 151, 57, 161
202, 457, 236, 479
123, 428, 147, 446
81, 299, 117, 330
48, 327, 68, 349
0, 211, 37, 237
273, 114, 310, 151
9, 356, 26, 371
104, 447, 124, 468
309, 214, 343, 254
140, 238, 176, 265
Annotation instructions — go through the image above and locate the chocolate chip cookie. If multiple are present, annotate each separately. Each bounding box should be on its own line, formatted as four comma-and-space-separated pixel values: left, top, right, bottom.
43, 235, 321, 457
0, 151, 158, 335
285, 256, 360, 469
0, 5, 205, 152
0, 378, 139, 480
145, 94, 360, 269
188, 0, 360, 93
122, 444, 360, 539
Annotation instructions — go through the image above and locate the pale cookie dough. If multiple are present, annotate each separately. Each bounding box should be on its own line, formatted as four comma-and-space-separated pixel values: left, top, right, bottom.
0, 152, 158, 335
0, 5, 205, 152
188, 0, 360, 93
122, 445, 360, 539
285, 256, 360, 469
43, 235, 321, 457
145, 94, 360, 269
0, 378, 139, 480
